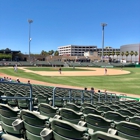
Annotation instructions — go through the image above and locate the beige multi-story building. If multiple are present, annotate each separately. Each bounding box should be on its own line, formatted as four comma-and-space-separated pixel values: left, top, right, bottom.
58, 45, 97, 56
58, 45, 120, 58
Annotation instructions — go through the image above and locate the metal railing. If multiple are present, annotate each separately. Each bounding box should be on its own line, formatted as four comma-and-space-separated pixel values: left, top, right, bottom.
52, 87, 118, 107
0, 81, 33, 111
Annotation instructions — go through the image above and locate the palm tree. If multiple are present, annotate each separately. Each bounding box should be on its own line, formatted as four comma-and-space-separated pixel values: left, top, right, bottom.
121, 52, 124, 60
130, 51, 134, 62
125, 51, 129, 61
54, 51, 59, 56
116, 51, 120, 60
48, 50, 54, 55
134, 51, 138, 62
112, 51, 115, 60
40, 50, 45, 56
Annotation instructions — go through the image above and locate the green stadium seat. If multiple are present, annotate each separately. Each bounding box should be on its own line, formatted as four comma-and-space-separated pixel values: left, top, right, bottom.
35, 94, 49, 104
128, 116, 140, 125
91, 131, 127, 140
59, 108, 84, 124
103, 111, 127, 122
15, 93, 30, 109
97, 105, 114, 112
110, 121, 140, 140
38, 103, 58, 117
128, 107, 140, 114
85, 114, 113, 132
0, 104, 22, 137
82, 102, 96, 108
1, 134, 24, 140
109, 105, 120, 110
116, 109, 135, 117
64, 102, 81, 112
20, 109, 52, 140
51, 119, 91, 140
5, 91, 17, 107
83, 107, 102, 115
118, 104, 127, 109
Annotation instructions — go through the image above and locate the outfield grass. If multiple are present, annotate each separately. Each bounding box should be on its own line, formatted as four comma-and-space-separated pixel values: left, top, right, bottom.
0, 67, 140, 95
25, 67, 93, 71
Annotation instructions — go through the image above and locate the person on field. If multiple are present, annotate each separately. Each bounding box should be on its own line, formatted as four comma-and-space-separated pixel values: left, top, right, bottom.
14, 64, 18, 72
104, 67, 107, 75
59, 67, 61, 74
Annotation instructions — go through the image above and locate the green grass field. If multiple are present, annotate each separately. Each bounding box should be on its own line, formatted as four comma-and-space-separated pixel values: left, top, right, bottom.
25, 67, 93, 71
0, 67, 140, 95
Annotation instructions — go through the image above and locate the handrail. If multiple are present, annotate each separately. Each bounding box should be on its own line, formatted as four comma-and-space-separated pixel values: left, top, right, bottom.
0, 81, 33, 111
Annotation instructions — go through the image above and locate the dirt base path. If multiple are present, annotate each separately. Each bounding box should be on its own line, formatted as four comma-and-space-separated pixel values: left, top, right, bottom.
18, 67, 130, 76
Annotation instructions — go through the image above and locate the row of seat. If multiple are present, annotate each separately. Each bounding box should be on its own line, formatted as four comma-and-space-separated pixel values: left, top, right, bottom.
0, 103, 139, 140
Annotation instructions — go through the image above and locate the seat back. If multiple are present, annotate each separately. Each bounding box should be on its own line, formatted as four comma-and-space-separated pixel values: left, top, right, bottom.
129, 116, 140, 125
97, 105, 113, 112
0, 104, 20, 135
115, 121, 140, 140
51, 119, 89, 140
103, 111, 127, 122
83, 107, 102, 115
38, 103, 58, 117
64, 102, 81, 112
36, 94, 49, 104
85, 114, 112, 132
60, 108, 83, 124
16, 93, 29, 109
20, 110, 49, 136
91, 131, 126, 140
116, 109, 135, 117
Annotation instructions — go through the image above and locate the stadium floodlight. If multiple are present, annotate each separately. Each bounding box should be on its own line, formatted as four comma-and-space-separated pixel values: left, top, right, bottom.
28, 19, 33, 61
101, 23, 107, 62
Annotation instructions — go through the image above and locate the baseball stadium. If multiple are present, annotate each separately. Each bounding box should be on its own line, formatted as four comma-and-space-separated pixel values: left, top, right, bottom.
0, 45, 140, 140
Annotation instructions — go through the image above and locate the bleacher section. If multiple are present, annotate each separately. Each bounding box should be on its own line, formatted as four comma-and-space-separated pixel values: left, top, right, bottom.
0, 82, 140, 139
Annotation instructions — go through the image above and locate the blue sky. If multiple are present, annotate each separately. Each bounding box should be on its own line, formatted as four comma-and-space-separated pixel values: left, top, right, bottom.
0, 0, 140, 54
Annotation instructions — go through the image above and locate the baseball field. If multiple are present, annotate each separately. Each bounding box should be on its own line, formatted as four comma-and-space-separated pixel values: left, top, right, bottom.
0, 67, 140, 97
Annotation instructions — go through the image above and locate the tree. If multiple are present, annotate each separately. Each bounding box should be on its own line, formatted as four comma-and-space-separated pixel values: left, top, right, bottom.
112, 51, 115, 60
116, 51, 120, 60
130, 51, 134, 62
121, 52, 124, 59
54, 51, 59, 56
134, 51, 138, 62
41, 50, 45, 56
48, 50, 54, 55
125, 51, 129, 61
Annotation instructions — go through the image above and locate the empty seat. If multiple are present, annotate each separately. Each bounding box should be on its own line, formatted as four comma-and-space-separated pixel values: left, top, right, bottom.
109, 105, 120, 110
59, 108, 83, 124
85, 114, 113, 132
16, 93, 29, 109
128, 107, 140, 114
38, 103, 58, 117
91, 131, 126, 140
64, 102, 81, 112
128, 116, 140, 125
83, 107, 102, 115
103, 111, 127, 122
0, 104, 22, 137
112, 121, 140, 140
97, 105, 114, 112
82, 102, 96, 108
20, 109, 50, 140
116, 109, 135, 117
51, 119, 91, 140
35, 94, 49, 104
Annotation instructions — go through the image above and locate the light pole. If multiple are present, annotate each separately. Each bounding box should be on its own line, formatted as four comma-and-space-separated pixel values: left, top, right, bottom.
28, 19, 33, 61
101, 23, 107, 62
